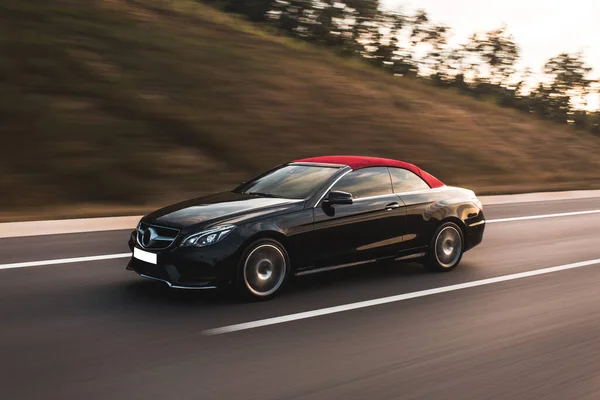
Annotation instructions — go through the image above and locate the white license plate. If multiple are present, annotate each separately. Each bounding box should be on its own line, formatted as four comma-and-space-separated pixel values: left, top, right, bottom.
134, 247, 157, 264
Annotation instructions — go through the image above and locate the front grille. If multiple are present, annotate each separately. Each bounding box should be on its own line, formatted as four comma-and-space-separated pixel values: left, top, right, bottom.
137, 222, 180, 250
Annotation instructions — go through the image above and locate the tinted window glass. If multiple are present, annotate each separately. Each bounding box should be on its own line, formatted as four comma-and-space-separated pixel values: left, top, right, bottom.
389, 167, 430, 192
235, 164, 340, 199
332, 167, 393, 199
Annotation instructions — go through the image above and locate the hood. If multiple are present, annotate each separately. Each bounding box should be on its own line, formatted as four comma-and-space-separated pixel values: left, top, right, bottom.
142, 191, 304, 233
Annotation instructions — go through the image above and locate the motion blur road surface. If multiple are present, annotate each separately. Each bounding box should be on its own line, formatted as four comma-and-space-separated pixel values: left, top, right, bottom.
1, 199, 600, 399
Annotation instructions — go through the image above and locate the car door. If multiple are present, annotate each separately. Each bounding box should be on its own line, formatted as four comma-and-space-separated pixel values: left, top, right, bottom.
307, 167, 407, 270
389, 167, 441, 253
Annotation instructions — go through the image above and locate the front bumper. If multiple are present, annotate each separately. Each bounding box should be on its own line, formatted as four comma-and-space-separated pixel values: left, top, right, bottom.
126, 231, 246, 289
133, 268, 218, 290
127, 258, 221, 289
465, 212, 486, 251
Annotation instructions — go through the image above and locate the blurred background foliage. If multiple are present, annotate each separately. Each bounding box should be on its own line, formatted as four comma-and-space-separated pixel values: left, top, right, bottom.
211, 0, 599, 129
1, 0, 600, 221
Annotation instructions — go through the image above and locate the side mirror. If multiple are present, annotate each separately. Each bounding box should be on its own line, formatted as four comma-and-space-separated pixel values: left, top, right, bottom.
324, 190, 353, 206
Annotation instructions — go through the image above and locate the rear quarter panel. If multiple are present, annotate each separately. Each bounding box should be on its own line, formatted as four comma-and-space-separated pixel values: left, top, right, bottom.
398, 186, 484, 252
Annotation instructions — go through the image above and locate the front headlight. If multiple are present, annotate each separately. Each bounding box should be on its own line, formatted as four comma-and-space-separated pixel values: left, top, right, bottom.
181, 225, 235, 248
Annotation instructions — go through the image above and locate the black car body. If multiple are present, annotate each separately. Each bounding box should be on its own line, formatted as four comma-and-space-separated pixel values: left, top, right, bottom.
127, 156, 485, 299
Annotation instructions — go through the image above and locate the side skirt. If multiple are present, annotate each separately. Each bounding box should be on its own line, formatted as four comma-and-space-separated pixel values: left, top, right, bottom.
395, 252, 426, 261
295, 251, 427, 277
295, 259, 377, 277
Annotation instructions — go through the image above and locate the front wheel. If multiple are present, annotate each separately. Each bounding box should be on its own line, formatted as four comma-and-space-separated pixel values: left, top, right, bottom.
425, 222, 464, 272
237, 238, 290, 301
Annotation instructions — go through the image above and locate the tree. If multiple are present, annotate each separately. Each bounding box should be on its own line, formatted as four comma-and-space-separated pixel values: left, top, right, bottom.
218, 0, 274, 22
465, 25, 520, 86
363, 10, 405, 71
422, 24, 451, 83
433, 44, 469, 89
270, 0, 313, 35
399, 10, 453, 80
532, 52, 594, 123
544, 52, 593, 96
508, 67, 533, 112
344, 0, 380, 18
408, 9, 430, 47
270, 1, 360, 46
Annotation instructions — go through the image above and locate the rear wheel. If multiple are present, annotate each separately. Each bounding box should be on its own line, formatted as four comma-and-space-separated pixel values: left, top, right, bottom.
425, 222, 464, 272
237, 238, 289, 300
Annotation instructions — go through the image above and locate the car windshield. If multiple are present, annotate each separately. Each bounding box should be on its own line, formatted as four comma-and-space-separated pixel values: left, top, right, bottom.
234, 164, 340, 199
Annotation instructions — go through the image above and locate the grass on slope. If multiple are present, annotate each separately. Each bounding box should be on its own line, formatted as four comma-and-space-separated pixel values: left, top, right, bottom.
2, 0, 600, 222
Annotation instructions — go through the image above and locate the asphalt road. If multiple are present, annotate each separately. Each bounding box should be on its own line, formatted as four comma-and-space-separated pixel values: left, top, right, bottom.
1, 198, 600, 399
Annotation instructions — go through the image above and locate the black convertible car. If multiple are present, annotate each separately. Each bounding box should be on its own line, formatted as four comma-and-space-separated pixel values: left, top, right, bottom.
127, 156, 485, 299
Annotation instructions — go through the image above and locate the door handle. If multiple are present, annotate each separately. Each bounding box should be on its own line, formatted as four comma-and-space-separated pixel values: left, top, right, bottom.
385, 202, 400, 211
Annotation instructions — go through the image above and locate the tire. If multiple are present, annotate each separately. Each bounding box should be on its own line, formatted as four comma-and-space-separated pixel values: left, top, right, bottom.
424, 221, 465, 273
236, 238, 290, 301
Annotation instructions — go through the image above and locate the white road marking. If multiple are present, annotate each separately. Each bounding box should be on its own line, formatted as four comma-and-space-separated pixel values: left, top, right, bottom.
486, 209, 600, 223
481, 189, 600, 205
0, 216, 141, 239
203, 258, 600, 335
0, 253, 132, 270
1, 209, 600, 271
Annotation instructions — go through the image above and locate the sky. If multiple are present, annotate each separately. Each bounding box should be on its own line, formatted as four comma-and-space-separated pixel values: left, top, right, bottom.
381, 0, 600, 109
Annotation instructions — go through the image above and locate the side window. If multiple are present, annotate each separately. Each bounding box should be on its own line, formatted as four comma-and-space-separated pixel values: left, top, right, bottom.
332, 167, 393, 199
389, 167, 430, 193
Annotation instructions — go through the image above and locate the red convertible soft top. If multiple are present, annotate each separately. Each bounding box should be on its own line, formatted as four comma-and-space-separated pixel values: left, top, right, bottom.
294, 155, 445, 188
